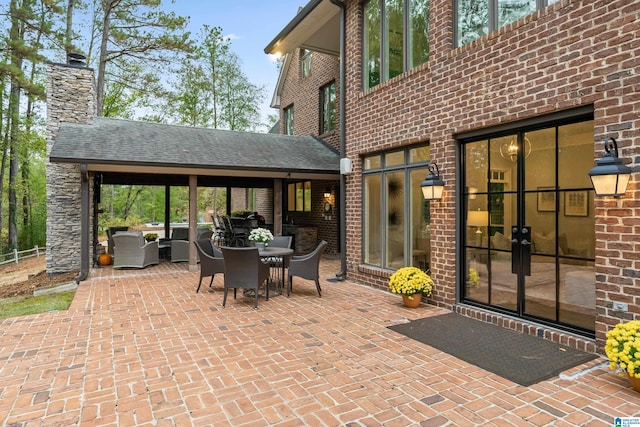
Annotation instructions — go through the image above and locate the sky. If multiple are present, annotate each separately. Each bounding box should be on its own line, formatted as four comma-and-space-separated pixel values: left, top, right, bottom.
164, 0, 308, 127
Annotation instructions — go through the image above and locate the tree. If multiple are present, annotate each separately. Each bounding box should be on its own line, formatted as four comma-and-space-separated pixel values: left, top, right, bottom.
168, 25, 265, 131
1, 0, 60, 251
94, 0, 191, 116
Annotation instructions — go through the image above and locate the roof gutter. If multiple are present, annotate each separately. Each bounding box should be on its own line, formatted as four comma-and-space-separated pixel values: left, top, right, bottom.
75, 164, 89, 283
330, 0, 347, 281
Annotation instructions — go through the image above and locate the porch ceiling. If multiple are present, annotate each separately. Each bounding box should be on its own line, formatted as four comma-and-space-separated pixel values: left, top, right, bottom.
264, 0, 341, 56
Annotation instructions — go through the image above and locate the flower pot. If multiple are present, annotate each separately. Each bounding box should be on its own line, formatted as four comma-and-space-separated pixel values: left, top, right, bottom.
255, 242, 266, 251
629, 374, 640, 392
402, 293, 422, 308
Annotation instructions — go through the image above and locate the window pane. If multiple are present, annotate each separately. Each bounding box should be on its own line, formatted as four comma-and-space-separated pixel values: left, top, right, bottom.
409, 0, 429, 68
558, 121, 594, 189
465, 140, 489, 194
409, 145, 430, 163
284, 106, 294, 135
385, 171, 405, 269
525, 128, 555, 191
385, 0, 404, 80
498, 0, 535, 28
490, 135, 518, 193
301, 49, 312, 78
410, 168, 430, 271
365, 155, 382, 170
295, 182, 303, 211
457, 0, 489, 46
287, 184, 295, 211
364, 0, 381, 89
304, 181, 312, 211
385, 150, 404, 166
321, 82, 336, 134
364, 174, 382, 265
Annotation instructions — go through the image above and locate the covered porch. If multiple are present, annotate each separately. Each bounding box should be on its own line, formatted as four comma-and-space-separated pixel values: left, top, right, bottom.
49, 117, 340, 277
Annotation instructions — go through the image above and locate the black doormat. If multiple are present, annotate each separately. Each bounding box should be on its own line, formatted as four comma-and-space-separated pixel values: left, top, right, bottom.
388, 313, 597, 386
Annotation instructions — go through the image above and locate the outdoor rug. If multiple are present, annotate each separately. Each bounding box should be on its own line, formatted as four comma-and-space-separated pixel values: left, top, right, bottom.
388, 312, 598, 386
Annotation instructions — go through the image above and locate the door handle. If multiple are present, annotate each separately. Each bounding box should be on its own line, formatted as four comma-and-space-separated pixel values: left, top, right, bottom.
521, 239, 531, 246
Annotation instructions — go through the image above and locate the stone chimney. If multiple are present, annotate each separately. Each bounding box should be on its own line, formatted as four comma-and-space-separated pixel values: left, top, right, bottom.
46, 55, 96, 274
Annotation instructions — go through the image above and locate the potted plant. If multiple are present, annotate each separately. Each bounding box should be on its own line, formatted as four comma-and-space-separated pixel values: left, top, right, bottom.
144, 233, 158, 242
388, 266, 434, 308
248, 227, 274, 250
605, 320, 640, 392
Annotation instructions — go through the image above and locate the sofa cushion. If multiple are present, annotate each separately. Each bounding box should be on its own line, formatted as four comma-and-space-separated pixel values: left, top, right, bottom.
491, 232, 511, 251
171, 228, 189, 240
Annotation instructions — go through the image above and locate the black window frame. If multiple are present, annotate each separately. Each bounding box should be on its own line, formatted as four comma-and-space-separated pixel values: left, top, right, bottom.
287, 181, 312, 212
362, 0, 430, 90
320, 81, 337, 135
454, 0, 558, 47
283, 105, 294, 135
300, 49, 313, 78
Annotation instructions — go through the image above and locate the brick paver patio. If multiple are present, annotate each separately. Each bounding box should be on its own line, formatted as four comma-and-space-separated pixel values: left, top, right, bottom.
0, 258, 637, 426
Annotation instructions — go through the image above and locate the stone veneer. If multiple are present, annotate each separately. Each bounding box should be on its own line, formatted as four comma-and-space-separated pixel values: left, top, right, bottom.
46, 62, 96, 274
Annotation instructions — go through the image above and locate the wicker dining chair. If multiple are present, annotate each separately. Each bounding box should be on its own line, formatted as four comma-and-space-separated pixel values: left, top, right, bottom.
221, 246, 270, 309
193, 239, 225, 293
287, 240, 327, 297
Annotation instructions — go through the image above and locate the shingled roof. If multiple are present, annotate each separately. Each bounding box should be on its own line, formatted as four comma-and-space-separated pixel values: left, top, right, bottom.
50, 117, 340, 178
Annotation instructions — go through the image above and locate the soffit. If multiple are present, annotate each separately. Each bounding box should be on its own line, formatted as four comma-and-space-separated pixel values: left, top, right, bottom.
264, 0, 341, 56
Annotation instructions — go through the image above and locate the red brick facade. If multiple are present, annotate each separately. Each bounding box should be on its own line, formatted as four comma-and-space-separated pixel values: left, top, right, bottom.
274, 0, 638, 352
279, 49, 341, 149
339, 0, 638, 352
278, 49, 341, 254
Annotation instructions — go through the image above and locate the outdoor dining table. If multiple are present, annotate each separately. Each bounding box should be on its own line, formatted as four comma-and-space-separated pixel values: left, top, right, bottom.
258, 246, 294, 296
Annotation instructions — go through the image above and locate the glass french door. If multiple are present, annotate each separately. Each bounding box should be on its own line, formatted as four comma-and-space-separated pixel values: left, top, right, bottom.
462, 119, 596, 335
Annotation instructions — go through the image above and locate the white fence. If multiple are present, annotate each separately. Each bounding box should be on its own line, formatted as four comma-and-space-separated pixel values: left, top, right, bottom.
0, 246, 45, 267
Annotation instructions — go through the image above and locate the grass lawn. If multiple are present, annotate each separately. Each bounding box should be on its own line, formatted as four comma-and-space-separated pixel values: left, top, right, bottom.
0, 292, 75, 319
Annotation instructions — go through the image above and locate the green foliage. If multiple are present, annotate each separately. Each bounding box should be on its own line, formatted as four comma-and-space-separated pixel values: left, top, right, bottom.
0, 2, 268, 252
96, 185, 228, 234
0, 291, 76, 319
165, 25, 266, 131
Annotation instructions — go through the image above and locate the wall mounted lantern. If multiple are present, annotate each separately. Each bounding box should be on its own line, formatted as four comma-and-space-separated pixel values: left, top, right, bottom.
420, 162, 445, 201
588, 137, 632, 197
324, 188, 332, 199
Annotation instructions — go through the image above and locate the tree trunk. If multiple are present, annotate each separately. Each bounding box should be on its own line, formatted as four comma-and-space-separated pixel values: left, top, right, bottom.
96, 0, 113, 116
65, 0, 75, 55
7, 0, 23, 251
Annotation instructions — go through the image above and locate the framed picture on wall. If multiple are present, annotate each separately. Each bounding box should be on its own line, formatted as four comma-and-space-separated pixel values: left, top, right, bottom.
565, 191, 588, 216
537, 187, 555, 212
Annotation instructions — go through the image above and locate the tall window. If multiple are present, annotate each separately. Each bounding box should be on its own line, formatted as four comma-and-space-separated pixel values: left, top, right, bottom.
301, 49, 313, 78
284, 105, 294, 135
363, 0, 430, 90
287, 181, 311, 212
320, 81, 336, 134
363, 146, 431, 271
456, 0, 557, 46
247, 188, 256, 211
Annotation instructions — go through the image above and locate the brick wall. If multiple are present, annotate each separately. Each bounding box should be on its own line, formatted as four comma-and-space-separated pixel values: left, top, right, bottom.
279, 49, 341, 150
341, 0, 639, 351
279, 49, 341, 255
